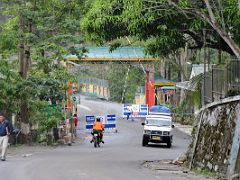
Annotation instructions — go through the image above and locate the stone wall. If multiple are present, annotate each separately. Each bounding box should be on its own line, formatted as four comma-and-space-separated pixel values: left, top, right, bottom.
187, 96, 240, 176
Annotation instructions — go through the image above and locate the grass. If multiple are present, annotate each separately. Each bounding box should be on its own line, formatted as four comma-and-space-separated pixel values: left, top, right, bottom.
193, 168, 226, 179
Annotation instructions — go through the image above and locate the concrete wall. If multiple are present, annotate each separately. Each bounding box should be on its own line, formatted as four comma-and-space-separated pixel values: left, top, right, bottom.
187, 96, 240, 177
81, 83, 110, 100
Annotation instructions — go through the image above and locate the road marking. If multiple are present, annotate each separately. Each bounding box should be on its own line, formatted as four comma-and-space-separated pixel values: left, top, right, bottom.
78, 104, 92, 112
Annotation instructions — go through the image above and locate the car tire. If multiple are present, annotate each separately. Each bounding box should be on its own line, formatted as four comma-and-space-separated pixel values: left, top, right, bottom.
142, 137, 148, 146
167, 141, 172, 148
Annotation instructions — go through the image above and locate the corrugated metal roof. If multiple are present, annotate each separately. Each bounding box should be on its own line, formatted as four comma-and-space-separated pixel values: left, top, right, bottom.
65, 47, 154, 59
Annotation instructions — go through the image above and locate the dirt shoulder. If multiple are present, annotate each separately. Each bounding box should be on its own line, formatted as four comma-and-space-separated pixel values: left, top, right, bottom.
142, 160, 217, 180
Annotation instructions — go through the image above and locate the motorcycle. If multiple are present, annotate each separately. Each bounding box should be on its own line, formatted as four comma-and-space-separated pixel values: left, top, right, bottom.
92, 132, 101, 148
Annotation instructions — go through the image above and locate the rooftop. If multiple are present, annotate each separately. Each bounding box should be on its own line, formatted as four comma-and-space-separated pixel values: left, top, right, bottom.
64, 47, 161, 63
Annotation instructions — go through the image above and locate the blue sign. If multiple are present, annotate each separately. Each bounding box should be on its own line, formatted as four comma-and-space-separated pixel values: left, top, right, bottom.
85, 116, 95, 130
107, 114, 116, 122
86, 116, 95, 123
106, 115, 116, 129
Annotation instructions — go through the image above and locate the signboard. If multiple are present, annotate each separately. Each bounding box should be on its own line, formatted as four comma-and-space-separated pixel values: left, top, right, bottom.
85, 115, 95, 130
131, 105, 140, 113
162, 89, 176, 95
122, 104, 148, 118
105, 115, 117, 129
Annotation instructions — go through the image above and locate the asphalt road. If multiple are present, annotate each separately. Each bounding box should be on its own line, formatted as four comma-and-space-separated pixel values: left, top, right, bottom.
0, 96, 207, 180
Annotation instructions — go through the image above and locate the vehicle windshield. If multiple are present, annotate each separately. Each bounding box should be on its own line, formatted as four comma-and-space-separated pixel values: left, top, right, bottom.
146, 119, 171, 127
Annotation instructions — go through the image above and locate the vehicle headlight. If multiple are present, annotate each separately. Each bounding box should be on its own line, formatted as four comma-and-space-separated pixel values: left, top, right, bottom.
144, 130, 151, 134
163, 131, 170, 136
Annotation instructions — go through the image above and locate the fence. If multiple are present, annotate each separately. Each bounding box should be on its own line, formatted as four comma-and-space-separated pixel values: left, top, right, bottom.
203, 60, 240, 105
229, 60, 240, 92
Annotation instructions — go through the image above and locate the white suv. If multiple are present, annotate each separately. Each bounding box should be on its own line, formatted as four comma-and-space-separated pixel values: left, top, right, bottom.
142, 114, 174, 148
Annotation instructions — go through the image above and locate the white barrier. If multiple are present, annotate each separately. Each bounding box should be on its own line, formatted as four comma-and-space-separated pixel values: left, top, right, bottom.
85, 114, 117, 132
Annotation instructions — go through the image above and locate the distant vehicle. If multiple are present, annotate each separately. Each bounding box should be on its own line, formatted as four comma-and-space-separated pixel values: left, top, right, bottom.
142, 109, 174, 148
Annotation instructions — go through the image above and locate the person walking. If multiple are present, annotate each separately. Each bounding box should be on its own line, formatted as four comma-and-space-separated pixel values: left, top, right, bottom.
0, 114, 11, 161
73, 114, 78, 128
72, 114, 78, 137
126, 105, 134, 121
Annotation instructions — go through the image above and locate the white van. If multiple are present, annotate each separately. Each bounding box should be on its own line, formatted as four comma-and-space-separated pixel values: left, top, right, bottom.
142, 114, 174, 148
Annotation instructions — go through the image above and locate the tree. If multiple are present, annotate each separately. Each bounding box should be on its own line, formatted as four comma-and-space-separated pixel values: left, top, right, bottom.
81, 0, 240, 59
0, 0, 90, 141
0, 59, 22, 117
106, 64, 145, 103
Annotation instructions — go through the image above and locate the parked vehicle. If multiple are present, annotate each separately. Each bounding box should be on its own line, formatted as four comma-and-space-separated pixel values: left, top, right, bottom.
142, 113, 174, 148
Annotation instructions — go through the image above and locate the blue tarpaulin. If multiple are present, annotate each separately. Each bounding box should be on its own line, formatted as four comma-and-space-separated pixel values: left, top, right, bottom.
150, 105, 171, 113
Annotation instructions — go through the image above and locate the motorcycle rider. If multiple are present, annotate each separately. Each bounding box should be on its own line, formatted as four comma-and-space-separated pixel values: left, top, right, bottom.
91, 118, 105, 144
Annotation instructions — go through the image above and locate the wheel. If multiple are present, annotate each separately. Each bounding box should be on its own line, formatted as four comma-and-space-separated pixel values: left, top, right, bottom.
97, 136, 100, 147
167, 141, 172, 148
93, 137, 97, 148
142, 136, 148, 146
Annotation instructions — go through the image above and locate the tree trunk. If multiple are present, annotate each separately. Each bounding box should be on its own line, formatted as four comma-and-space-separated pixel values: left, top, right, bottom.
179, 47, 188, 104
19, 14, 32, 144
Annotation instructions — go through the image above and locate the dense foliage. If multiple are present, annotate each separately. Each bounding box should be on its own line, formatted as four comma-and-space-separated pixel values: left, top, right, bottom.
81, 0, 240, 58
0, 0, 92, 142
106, 65, 145, 103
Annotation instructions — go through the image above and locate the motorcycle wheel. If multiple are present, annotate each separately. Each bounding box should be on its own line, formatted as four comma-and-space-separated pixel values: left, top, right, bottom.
94, 137, 97, 148
97, 136, 100, 147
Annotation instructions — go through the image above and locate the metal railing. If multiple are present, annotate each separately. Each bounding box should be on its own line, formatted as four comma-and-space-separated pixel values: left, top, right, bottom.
229, 60, 240, 92
202, 60, 240, 105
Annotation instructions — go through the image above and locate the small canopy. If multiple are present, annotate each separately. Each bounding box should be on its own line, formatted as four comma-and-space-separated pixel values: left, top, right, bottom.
150, 105, 171, 113
161, 86, 176, 90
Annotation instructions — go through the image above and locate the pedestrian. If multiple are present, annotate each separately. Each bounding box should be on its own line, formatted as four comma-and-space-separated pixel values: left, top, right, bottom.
126, 105, 133, 121
73, 114, 78, 128
0, 114, 12, 161
72, 114, 78, 137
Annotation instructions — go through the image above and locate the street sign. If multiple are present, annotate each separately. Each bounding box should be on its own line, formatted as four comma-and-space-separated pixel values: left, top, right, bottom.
85, 115, 95, 130
106, 115, 117, 129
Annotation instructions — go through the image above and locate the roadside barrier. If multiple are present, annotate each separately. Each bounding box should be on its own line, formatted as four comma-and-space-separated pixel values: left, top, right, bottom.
122, 104, 148, 118
85, 114, 117, 132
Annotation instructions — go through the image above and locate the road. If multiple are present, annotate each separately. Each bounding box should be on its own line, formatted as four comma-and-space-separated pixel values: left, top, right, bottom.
0, 97, 210, 180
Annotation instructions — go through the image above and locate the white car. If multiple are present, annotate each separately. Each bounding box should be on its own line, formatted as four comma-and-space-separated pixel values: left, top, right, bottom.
142, 114, 174, 148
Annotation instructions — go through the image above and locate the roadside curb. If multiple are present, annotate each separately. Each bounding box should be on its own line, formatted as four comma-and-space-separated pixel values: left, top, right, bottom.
174, 123, 193, 136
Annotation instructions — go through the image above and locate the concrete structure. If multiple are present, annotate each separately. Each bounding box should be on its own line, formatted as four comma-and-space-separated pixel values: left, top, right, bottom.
79, 78, 110, 100
187, 95, 240, 178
